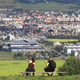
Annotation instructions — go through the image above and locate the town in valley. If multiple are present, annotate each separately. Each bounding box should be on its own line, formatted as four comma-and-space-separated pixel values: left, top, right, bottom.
0, 8, 80, 60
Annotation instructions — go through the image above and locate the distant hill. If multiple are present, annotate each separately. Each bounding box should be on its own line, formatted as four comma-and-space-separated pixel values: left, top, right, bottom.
48, 0, 80, 5
0, 0, 80, 11
0, 0, 80, 5
0, 0, 18, 8
18, 0, 80, 6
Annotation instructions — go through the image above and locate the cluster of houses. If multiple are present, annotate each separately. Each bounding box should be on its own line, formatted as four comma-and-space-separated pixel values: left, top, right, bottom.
1, 8, 80, 58
0, 23, 80, 40
63, 43, 80, 57
0, 8, 80, 37
1, 8, 80, 26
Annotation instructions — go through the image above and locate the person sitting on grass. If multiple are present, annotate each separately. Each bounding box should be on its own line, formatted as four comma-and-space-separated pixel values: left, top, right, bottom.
25, 58, 35, 76
44, 56, 56, 76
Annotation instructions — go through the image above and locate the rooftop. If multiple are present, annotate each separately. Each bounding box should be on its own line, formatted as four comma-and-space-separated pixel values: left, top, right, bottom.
9, 40, 38, 45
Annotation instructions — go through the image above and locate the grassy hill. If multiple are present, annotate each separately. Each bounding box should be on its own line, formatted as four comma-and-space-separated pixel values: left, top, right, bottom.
0, 0, 15, 3
0, 60, 65, 75
0, 0, 18, 8
0, 0, 80, 11
0, 60, 80, 80
0, 51, 18, 60
14, 2, 80, 11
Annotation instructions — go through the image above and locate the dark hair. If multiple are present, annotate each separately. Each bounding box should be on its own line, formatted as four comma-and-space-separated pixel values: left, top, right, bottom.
32, 58, 35, 62
49, 56, 53, 60
49, 56, 53, 58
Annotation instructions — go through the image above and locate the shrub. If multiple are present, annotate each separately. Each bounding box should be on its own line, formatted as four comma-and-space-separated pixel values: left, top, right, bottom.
58, 56, 80, 75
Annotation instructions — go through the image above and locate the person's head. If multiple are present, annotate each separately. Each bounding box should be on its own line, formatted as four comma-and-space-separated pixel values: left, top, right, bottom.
32, 58, 35, 62
49, 56, 53, 60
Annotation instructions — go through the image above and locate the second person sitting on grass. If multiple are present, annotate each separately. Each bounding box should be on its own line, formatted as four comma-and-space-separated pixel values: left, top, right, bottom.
25, 58, 35, 76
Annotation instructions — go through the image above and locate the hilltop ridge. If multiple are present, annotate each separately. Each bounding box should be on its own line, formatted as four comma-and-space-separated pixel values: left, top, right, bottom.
0, 0, 80, 11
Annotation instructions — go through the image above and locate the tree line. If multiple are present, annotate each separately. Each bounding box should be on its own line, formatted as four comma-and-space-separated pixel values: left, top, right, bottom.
47, 34, 80, 39
18, 0, 80, 6
13, 51, 60, 60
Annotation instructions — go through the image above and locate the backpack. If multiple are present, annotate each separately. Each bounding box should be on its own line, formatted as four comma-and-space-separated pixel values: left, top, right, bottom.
52, 61, 56, 68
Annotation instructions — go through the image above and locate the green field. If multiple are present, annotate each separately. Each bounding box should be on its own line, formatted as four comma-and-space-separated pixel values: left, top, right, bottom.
0, 60, 65, 76
0, 59, 80, 80
0, 51, 19, 60
48, 39, 78, 42
14, 2, 80, 11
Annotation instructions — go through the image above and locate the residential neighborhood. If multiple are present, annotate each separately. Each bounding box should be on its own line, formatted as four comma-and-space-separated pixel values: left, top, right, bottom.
1, 8, 80, 58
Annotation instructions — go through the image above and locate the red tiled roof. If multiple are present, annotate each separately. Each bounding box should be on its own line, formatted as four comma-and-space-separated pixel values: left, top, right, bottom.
37, 53, 40, 55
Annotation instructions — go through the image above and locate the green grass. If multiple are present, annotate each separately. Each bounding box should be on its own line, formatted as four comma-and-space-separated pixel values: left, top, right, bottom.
0, 51, 26, 60
14, 2, 80, 11
65, 53, 71, 57
0, 51, 65, 76
0, 60, 80, 80
0, 60, 65, 76
48, 39, 78, 42
0, 51, 19, 60
0, 75, 80, 80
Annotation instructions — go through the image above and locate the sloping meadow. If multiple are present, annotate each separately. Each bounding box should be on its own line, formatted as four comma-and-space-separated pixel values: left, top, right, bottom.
0, 59, 65, 76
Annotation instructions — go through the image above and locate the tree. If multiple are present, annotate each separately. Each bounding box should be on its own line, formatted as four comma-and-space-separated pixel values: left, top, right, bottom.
13, 53, 23, 60
54, 45, 63, 52
58, 56, 80, 75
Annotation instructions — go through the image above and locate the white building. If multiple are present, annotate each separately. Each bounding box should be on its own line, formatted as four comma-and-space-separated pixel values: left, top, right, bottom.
71, 50, 78, 57
13, 24, 23, 29
3, 18, 12, 21
63, 43, 80, 53
7, 34, 15, 41
1, 35, 7, 40
52, 41, 62, 47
